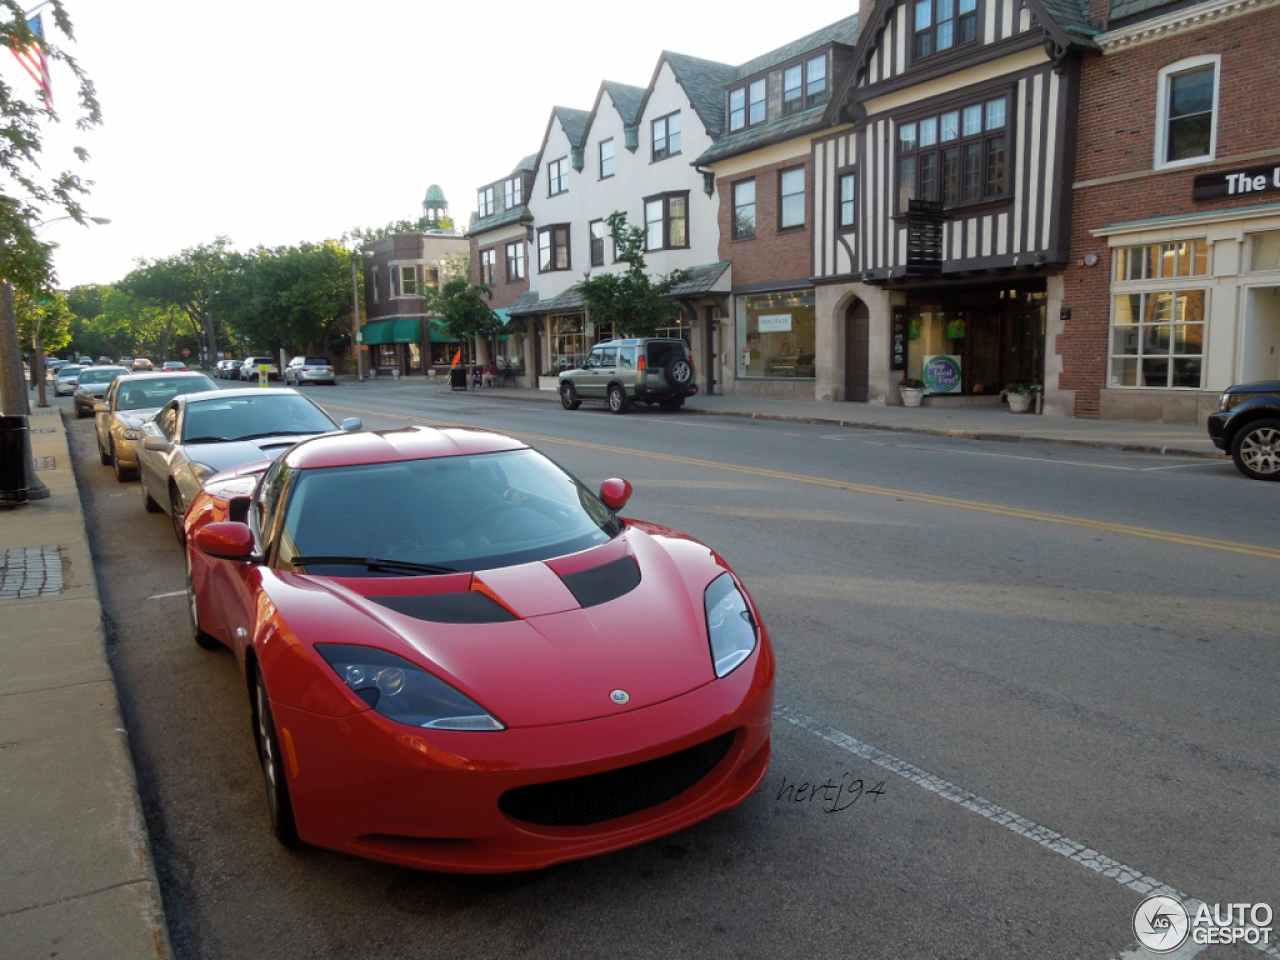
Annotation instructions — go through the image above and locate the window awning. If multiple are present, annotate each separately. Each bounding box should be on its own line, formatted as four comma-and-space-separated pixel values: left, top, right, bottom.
427, 319, 455, 344
360, 318, 421, 345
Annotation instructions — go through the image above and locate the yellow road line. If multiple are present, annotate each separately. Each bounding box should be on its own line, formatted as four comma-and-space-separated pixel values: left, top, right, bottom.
325, 402, 1280, 561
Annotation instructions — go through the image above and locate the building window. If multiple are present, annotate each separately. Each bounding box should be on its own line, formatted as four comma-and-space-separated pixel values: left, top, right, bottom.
537, 224, 571, 272
652, 112, 681, 161
779, 167, 806, 229
644, 192, 688, 251
506, 241, 525, 281
898, 95, 1006, 211
729, 78, 767, 132
599, 138, 615, 178
550, 314, 587, 372
837, 173, 856, 229
733, 179, 756, 239
477, 186, 495, 219
913, 0, 977, 59
1248, 230, 1280, 272
480, 248, 496, 286
1108, 240, 1208, 389
736, 289, 817, 379
783, 55, 829, 115
1156, 57, 1218, 168
503, 177, 522, 209
390, 263, 419, 298
590, 219, 606, 266
547, 157, 568, 196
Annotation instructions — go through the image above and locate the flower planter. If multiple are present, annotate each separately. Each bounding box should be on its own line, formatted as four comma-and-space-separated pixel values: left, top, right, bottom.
538, 376, 559, 392
1007, 392, 1033, 413
900, 387, 925, 408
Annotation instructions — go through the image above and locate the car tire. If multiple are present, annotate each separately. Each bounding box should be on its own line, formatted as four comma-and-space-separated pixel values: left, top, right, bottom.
607, 384, 630, 414
185, 551, 220, 650
112, 444, 135, 482
1230, 418, 1280, 481
664, 356, 693, 388
254, 668, 301, 848
560, 382, 581, 410
75, 404, 89, 419
98, 435, 111, 466
170, 485, 186, 546
141, 472, 161, 513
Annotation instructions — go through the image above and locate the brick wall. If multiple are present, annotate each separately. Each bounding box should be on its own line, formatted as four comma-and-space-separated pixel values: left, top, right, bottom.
716, 158, 813, 287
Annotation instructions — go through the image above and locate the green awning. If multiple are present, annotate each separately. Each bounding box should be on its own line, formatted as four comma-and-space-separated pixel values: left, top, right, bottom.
427, 318, 455, 344
360, 318, 421, 345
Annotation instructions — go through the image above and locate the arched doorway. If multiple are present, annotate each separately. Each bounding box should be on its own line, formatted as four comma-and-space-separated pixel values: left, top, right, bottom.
844, 299, 870, 402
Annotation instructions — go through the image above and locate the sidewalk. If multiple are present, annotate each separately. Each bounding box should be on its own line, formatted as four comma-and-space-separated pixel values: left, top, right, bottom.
0, 403, 171, 960
0, 383, 1218, 959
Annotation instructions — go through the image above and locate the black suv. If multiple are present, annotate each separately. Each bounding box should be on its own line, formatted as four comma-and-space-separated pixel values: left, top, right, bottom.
558, 338, 697, 413
1206, 381, 1280, 480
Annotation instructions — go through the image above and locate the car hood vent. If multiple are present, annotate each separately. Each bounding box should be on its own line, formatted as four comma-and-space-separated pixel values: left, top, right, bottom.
557, 555, 641, 608
371, 591, 518, 624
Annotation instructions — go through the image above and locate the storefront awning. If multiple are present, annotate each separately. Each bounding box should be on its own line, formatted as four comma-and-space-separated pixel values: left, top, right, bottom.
427, 318, 455, 344
360, 318, 421, 345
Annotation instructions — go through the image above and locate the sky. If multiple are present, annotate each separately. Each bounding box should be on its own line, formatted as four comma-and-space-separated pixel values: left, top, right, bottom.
10, 1, 857, 291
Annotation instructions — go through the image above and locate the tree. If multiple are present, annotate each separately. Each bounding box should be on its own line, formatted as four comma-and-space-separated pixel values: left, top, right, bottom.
575, 212, 692, 337
120, 238, 234, 366
422, 277, 500, 364
1, 1, 102, 500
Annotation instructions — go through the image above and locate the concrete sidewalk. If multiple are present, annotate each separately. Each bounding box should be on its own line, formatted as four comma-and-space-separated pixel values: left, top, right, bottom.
0, 403, 171, 960
0, 382, 1221, 960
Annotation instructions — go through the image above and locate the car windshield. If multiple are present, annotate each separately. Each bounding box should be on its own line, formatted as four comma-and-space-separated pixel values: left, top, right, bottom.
57, 366, 84, 380
78, 368, 125, 385
278, 449, 622, 576
117, 377, 217, 411
181, 394, 336, 442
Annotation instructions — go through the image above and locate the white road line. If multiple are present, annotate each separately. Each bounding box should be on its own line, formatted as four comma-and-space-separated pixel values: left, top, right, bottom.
779, 706, 1278, 959
146, 590, 186, 601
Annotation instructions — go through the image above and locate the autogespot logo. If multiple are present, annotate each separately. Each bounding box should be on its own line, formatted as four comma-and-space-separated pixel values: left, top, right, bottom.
1133, 896, 1190, 953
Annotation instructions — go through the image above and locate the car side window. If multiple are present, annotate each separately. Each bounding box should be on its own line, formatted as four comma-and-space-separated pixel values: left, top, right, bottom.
596, 347, 617, 369
252, 461, 292, 554
586, 349, 605, 370
617, 346, 636, 371
158, 405, 179, 440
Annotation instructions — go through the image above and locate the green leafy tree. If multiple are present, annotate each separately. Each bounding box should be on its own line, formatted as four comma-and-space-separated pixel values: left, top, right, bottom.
575, 212, 691, 337
422, 277, 500, 364
120, 238, 234, 365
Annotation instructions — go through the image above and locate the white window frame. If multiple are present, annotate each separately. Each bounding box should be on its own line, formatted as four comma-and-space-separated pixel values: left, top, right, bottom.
506, 240, 525, 281
547, 157, 568, 196
477, 186, 495, 218
1154, 55, 1219, 171
390, 262, 420, 299
599, 138, 615, 179
503, 177, 522, 209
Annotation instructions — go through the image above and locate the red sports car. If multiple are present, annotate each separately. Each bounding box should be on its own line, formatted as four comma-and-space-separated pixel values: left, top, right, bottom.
184, 425, 774, 872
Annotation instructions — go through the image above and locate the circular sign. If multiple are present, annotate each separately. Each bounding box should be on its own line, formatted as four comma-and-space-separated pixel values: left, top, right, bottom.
923, 355, 962, 394
1132, 896, 1190, 954
182, 348, 190, 357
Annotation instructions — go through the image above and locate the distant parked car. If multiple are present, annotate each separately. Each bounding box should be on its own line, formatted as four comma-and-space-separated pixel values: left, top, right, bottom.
94, 372, 219, 482
240, 356, 280, 381
1207, 380, 1280, 481
131, 358, 154, 372
54, 364, 86, 396
215, 359, 242, 379
137, 387, 360, 544
72, 365, 129, 418
558, 337, 697, 413
162, 360, 189, 372
284, 355, 336, 386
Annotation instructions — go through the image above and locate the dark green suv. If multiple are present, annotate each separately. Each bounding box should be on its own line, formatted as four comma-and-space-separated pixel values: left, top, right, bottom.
559, 338, 697, 413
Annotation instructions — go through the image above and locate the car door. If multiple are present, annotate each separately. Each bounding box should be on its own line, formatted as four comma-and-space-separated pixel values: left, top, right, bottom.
139, 401, 182, 508
580, 345, 617, 398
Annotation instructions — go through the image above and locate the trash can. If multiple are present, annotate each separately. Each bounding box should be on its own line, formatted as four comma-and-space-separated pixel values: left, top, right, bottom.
0, 414, 30, 507
449, 367, 468, 391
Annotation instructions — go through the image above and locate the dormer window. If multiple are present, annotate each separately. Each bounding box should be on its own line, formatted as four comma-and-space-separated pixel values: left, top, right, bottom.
783, 55, 829, 115
728, 78, 767, 132
503, 177, 522, 209
913, 0, 977, 59
477, 186, 495, 219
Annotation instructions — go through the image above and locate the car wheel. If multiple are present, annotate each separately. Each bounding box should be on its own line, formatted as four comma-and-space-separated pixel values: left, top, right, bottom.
98, 434, 111, 466
254, 669, 300, 848
112, 445, 135, 482
170, 485, 186, 546
75, 403, 88, 419
1230, 418, 1280, 481
665, 356, 693, 388
185, 551, 220, 650
140, 472, 161, 513
560, 382, 581, 410
607, 384, 630, 414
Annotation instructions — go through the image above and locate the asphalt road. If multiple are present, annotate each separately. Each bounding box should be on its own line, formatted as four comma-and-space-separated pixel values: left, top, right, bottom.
65, 383, 1278, 960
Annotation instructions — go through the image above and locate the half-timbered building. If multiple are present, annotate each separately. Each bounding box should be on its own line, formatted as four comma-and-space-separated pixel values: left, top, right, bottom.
812, 0, 1097, 406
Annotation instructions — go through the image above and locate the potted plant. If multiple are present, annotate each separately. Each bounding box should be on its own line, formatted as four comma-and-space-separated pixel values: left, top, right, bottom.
538, 368, 560, 392
1004, 382, 1035, 413
899, 377, 926, 407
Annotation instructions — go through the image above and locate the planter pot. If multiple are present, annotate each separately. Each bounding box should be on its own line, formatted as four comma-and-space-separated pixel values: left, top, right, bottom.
538, 376, 559, 392
1007, 392, 1033, 413
900, 387, 925, 408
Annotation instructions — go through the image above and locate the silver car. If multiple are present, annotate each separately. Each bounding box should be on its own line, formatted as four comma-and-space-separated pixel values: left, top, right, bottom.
72, 365, 129, 418
54, 364, 86, 396
136, 387, 360, 544
94, 372, 219, 482
284, 355, 336, 385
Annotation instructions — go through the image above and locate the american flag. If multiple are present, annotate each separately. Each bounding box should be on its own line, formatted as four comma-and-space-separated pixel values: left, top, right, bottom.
9, 13, 52, 107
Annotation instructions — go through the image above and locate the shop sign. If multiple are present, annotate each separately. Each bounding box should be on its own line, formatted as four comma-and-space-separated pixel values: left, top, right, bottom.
1193, 164, 1280, 202
891, 310, 908, 370
758, 314, 792, 333
923, 355, 962, 394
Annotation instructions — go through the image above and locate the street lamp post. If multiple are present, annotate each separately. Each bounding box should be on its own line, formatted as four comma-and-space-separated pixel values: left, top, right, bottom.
351, 249, 373, 380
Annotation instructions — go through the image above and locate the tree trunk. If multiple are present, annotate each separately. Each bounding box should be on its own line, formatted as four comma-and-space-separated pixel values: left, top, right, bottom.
0, 278, 50, 500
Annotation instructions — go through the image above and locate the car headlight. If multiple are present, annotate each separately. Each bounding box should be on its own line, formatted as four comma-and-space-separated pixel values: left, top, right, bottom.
315, 644, 504, 731
122, 426, 141, 440
704, 573, 758, 678
189, 461, 217, 486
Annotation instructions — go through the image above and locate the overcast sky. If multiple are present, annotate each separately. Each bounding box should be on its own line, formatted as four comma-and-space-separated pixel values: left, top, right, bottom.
14, 1, 856, 291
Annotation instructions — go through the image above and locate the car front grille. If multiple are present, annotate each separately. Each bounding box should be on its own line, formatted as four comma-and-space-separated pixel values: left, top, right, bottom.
498, 731, 735, 828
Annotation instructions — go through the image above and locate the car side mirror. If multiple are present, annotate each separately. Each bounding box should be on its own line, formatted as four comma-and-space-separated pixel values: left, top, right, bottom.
93, 402, 108, 413
191, 521, 256, 560
143, 436, 171, 452
340, 417, 361, 432
599, 478, 632, 512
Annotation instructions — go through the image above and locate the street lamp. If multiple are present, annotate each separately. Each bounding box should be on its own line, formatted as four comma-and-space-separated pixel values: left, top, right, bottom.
351, 249, 373, 380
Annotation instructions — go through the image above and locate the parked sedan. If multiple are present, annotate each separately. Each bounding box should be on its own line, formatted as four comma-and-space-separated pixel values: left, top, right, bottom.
284, 355, 336, 385
138, 388, 361, 544
1207, 380, 1280, 480
72, 365, 129, 418
162, 360, 189, 372
53, 364, 86, 396
184, 426, 774, 873
215, 359, 242, 379
131, 358, 154, 372
94, 372, 219, 482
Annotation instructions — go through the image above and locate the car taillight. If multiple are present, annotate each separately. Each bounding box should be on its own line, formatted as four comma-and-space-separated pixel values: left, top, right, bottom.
638, 356, 646, 372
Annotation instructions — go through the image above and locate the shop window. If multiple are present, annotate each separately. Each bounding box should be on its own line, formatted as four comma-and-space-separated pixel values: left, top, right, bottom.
736, 290, 817, 379
550, 315, 587, 373
1249, 231, 1280, 272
